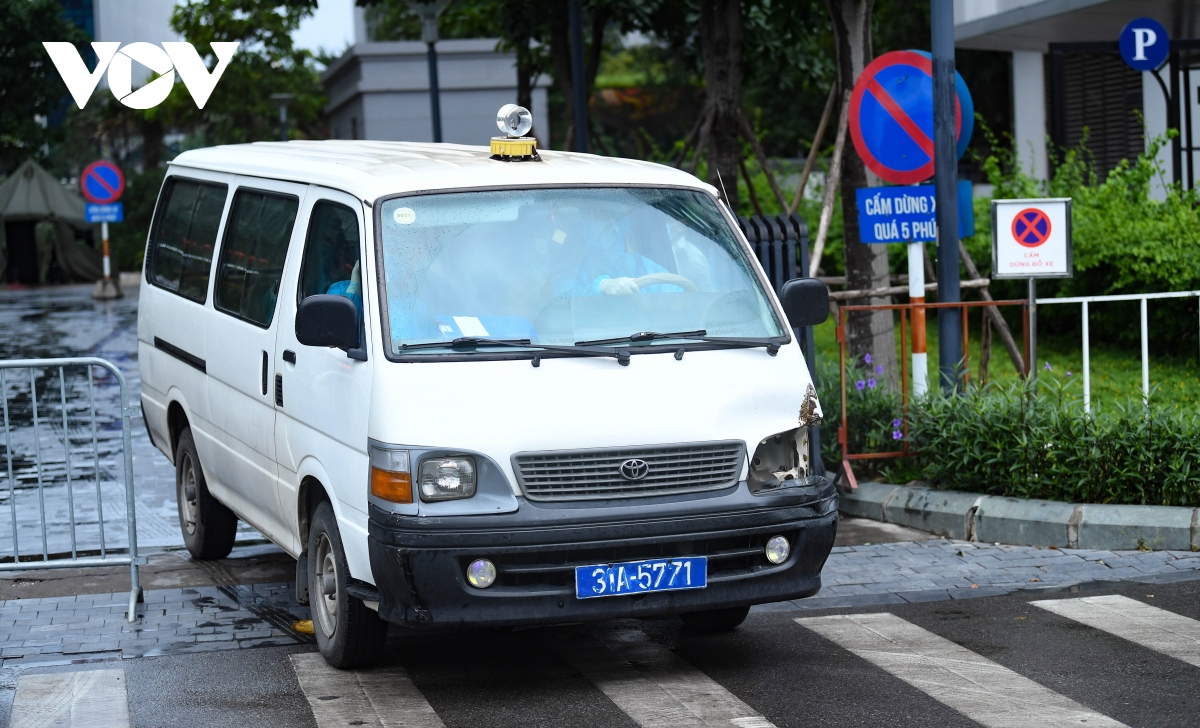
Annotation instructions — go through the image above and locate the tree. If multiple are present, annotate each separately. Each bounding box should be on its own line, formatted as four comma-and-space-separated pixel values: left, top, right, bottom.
0, 0, 88, 173
163, 0, 326, 145
825, 0, 896, 385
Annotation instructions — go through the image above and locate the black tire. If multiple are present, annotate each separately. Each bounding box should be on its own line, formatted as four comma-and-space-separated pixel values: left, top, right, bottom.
175, 427, 237, 560
309, 500, 388, 668
680, 605, 751, 634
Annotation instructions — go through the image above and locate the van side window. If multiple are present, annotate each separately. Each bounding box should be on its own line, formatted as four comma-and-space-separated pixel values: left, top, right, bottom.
298, 201, 362, 318
214, 189, 299, 328
148, 178, 227, 303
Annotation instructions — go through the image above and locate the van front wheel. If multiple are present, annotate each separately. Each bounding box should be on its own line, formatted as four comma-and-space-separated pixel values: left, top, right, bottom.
175, 427, 237, 559
309, 501, 388, 668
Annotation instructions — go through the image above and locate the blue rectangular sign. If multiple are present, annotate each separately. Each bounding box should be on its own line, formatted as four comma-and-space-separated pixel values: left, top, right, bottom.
85, 203, 123, 223
575, 557, 707, 599
856, 181, 974, 243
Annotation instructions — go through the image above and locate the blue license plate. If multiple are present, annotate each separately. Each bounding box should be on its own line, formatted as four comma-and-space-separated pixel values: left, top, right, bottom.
575, 557, 707, 599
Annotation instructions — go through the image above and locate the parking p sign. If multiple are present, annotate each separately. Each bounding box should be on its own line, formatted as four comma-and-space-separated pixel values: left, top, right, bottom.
991, 198, 1072, 279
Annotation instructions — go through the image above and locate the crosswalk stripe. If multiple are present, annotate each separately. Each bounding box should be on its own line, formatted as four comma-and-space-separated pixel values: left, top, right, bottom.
1032, 594, 1200, 668
9, 668, 130, 728
555, 627, 777, 728
290, 653, 444, 728
796, 613, 1126, 728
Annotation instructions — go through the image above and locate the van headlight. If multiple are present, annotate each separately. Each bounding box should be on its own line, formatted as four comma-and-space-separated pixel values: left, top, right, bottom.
418, 457, 477, 501
747, 428, 809, 493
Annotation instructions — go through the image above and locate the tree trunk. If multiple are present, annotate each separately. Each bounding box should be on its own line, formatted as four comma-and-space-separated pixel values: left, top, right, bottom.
548, 5, 574, 148
516, 36, 533, 112
826, 0, 896, 386
697, 0, 743, 211
140, 117, 164, 169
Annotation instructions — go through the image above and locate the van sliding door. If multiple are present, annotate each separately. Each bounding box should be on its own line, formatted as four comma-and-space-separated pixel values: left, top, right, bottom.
204, 178, 309, 548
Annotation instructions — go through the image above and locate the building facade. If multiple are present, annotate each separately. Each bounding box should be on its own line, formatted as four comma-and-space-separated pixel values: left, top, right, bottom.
321, 39, 550, 147
956, 0, 1200, 197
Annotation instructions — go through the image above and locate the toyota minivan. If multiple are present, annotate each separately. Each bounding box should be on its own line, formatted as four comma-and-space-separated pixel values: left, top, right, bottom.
137, 112, 835, 668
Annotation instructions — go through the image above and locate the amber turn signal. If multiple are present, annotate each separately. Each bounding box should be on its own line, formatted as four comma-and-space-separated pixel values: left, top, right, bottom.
370, 467, 412, 503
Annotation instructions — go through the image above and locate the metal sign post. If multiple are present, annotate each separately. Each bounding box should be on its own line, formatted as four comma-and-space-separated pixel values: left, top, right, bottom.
991, 198, 1074, 386
848, 39, 974, 391
931, 0, 961, 391
855, 183, 974, 396
81, 160, 125, 300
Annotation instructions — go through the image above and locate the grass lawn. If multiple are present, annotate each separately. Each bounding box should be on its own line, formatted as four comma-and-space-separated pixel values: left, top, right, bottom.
811, 308, 1200, 409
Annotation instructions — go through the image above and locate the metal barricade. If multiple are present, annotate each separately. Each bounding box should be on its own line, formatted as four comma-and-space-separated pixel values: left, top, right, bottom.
0, 357, 142, 621
835, 299, 1030, 489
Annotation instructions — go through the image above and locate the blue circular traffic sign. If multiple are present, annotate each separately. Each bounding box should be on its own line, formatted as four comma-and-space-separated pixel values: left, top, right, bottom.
849, 50, 974, 186
1120, 17, 1169, 72
80, 160, 124, 205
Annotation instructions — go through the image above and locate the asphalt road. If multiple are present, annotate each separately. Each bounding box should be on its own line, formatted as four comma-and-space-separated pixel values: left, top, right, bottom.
4, 577, 1199, 727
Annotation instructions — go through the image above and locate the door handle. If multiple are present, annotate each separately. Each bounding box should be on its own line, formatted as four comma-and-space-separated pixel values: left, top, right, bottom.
261, 351, 268, 395
283, 349, 296, 364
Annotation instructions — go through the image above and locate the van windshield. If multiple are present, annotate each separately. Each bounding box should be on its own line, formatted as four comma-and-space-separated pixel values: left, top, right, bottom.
377, 187, 785, 356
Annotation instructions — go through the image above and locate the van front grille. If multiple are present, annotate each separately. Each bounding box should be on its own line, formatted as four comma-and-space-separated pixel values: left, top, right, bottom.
512, 441, 744, 501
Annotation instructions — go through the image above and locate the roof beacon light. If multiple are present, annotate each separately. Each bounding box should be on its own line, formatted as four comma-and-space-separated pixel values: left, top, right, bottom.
491, 104, 539, 161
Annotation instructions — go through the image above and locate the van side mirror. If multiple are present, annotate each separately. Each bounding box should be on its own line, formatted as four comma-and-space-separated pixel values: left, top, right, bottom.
779, 278, 830, 328
296, 295, 359, 349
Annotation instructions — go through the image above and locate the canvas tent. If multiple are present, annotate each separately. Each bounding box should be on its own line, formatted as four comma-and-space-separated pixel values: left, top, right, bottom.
0, 159, 103, 284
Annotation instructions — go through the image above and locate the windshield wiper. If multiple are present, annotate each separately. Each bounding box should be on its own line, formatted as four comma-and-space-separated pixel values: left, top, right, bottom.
400, 337, 533, 351
574, 329, 784, 355
400, 337, 633, 365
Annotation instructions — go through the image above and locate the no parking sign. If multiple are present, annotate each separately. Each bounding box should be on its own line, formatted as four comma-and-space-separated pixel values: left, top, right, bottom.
991, 198, 1073, 279
849, 50, 974, 185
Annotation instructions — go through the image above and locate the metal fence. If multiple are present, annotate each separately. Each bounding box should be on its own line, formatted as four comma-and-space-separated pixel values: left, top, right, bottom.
1037, 290, 1200, 412
0, 357, 142, 621
834, 299, 1031, 489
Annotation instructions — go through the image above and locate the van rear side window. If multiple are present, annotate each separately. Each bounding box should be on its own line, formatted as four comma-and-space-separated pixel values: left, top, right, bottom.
214, 189, 299, 328
149, 178, 228, 302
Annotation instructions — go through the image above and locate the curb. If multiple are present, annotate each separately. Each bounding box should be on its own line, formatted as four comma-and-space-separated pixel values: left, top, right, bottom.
840, 482, 1200, 551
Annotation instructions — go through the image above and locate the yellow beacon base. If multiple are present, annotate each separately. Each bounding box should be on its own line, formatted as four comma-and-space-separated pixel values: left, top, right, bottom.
490, 136, 540, 161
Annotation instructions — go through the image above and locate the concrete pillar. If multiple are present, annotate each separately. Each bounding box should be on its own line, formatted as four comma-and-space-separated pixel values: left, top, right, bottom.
1011, 51, 1048, 181
1143, 71, 1172, 200
354, 5, 370, 44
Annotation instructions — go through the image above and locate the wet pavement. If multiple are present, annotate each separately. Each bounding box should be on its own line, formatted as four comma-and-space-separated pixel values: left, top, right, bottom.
0, 284, 260, 562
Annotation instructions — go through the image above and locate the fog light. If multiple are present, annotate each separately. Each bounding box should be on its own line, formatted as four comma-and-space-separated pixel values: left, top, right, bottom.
466, 559, 497, 589
765, 535, 790, 564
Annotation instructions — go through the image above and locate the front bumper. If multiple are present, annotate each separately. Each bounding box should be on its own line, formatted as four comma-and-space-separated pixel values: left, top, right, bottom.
368, 477, 838, 628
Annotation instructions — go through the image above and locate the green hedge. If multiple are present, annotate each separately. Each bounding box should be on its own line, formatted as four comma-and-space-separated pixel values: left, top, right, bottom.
819, 370, 1200, 507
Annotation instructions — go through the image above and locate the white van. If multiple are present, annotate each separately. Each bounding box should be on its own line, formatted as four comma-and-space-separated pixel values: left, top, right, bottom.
137, 112, 834, 668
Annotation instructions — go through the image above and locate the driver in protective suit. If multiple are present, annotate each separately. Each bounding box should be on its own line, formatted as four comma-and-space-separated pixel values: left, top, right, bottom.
561, 210, 685, 296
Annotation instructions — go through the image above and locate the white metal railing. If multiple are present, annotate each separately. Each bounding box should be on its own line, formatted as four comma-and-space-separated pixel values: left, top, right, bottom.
1038, 290, 1200, 411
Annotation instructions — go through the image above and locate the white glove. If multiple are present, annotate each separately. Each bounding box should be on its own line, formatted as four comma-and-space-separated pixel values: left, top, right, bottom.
598, 277, 639, 295
345, 260, 361, 297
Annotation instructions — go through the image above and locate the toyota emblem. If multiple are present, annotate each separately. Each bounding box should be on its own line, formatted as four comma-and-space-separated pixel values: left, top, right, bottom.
619, 458, 650, 480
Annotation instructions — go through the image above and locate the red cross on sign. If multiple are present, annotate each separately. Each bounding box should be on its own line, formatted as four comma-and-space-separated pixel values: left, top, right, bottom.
1012, 208, 1052, 247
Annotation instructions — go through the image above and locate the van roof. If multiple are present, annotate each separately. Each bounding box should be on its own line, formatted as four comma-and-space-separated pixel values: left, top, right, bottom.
168, 140, 716, 203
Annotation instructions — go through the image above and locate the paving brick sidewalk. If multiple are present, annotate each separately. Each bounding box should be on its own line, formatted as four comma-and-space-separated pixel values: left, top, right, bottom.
759, 539, 1200, 612
4, 540, 1200, 667
0, 583, 310, 668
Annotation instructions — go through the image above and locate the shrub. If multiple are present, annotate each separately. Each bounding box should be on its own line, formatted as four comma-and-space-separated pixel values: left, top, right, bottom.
817, 357, 1200, 505
904, 376, 1200, 506
967, 126, 1200, 358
